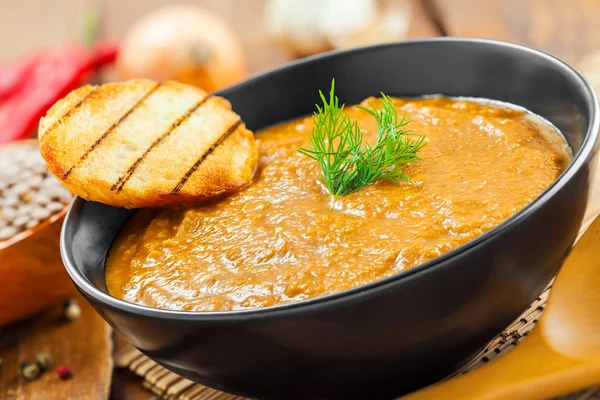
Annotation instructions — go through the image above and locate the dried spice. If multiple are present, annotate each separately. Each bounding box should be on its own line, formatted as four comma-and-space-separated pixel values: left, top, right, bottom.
0, 144, 72, 242
64, 299, 82, 321
21, 362, 42, 381
34, 353, 53, 372
55, 365, 73, 380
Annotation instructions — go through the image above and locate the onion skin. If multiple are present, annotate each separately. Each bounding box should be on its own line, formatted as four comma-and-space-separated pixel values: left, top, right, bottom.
117, 5, 248, 92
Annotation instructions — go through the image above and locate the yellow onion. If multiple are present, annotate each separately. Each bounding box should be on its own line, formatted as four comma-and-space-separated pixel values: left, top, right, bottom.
117, 5, 248, 92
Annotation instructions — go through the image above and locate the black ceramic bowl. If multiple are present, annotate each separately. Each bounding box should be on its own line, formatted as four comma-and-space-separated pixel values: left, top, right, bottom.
61, 38, 599, 399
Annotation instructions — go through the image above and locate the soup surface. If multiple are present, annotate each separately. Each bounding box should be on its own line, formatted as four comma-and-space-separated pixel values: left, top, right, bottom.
106, 97, 570, 311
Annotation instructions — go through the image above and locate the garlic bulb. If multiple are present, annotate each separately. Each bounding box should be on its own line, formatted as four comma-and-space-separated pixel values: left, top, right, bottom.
264, 0, 380, 56
331, 1, 410, 50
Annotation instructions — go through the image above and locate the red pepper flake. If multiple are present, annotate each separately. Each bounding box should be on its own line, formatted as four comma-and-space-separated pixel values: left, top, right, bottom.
55, 365, 73, 380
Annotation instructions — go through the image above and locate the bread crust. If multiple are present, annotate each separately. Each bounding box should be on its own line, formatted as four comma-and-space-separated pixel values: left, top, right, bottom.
39, 79, 258, 209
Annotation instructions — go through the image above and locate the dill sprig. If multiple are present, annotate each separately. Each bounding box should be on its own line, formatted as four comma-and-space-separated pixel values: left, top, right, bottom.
298, 79, 426, 197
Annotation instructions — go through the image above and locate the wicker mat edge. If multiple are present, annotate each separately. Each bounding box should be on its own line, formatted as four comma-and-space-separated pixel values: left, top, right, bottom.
115, 283, 600, 400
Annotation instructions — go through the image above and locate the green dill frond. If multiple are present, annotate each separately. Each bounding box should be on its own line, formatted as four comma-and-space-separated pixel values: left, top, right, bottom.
298, 79, 426, 196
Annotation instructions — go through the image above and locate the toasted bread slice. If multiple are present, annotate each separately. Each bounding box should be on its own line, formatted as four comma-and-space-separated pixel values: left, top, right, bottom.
39, 79, 258, 208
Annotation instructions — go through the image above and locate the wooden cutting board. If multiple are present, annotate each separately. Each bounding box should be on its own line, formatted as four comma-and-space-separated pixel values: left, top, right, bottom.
0, 293, 112, 400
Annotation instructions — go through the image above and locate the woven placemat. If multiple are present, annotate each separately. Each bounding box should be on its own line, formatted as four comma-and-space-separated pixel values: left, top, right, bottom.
115, 283, 600, 400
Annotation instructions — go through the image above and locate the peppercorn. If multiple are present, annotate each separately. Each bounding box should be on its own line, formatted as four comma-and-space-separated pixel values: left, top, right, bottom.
21, 362, 42, 381
64, 299, 81, 321
55, 365, 72, 380
34, 353, 53, 372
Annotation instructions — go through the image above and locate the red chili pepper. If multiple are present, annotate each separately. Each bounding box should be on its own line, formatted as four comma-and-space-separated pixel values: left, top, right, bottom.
0, 42, 119, 144
89, 41, 119, 67
0, 56, 38, 102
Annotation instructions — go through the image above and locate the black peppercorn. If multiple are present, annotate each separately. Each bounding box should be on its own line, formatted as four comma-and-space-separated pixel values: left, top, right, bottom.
34, 353, 53, 372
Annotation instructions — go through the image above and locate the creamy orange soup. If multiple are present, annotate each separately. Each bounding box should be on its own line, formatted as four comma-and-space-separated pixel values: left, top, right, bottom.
105, 97, 570, 311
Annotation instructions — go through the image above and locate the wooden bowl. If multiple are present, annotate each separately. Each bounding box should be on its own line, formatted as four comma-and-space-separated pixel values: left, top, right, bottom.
0, 139, 75, 327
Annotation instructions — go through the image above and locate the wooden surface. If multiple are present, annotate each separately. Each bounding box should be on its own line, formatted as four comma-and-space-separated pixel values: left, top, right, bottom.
0, 295, 112, 400
2, 0, 600, 399
429, 0, 600, 65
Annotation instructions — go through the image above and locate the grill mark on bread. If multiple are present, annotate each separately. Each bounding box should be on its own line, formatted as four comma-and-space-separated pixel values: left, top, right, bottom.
61, 82, 162, 179
171, 118, 243, 195
38, 79, 258, 208
42, 87, 98, 138
111, 95, 213, 193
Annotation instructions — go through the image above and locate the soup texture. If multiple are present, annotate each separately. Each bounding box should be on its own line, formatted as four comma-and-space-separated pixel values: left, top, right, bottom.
105, 97, 570, 311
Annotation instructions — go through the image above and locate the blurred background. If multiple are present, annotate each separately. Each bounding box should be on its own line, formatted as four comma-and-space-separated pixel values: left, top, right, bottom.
2, 1, 600, 399
4, 0, 600, 70
3, 0, 600, 145
0, 0, 423, 75
2, 0, 600, 145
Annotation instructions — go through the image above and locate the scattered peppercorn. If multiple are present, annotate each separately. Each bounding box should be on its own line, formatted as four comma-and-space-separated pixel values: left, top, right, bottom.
34, 353, 53, 372
21, 362, 42, 381
64, 299, 81, 321
55, 365, 73, 380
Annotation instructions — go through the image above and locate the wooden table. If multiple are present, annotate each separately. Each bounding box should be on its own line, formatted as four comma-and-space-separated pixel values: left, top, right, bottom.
1, 0, 600, 399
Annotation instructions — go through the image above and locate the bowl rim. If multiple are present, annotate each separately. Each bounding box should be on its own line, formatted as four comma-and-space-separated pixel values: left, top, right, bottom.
61, 37, 600, 321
